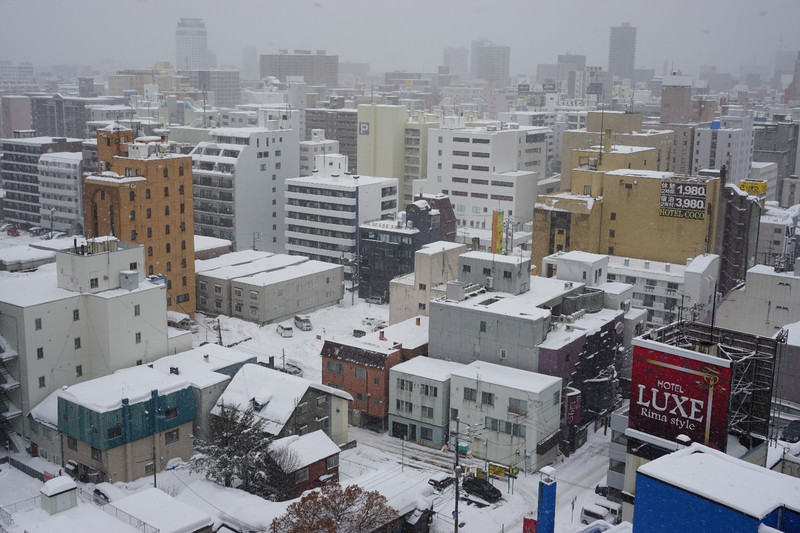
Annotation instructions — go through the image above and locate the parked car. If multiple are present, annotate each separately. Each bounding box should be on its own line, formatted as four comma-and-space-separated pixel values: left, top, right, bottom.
428, 472, 456, 491
580, 504, 613, 525
277, 323, 294, 337
0, 223, 14, 232
461, 476, 502, 503
781, 420, 800, 443
6, 227, 20, 237
595, 483, 610, 497
365, 296, 385, 304
294, 315, 312, 331
595, 498, 622, 524
64, 460, 78, 479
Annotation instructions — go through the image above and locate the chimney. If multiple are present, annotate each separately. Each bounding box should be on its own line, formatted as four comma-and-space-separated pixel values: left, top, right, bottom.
379, 331, 385, 341
603, 129, 612, 152
268, 355, 275, 368
203, 354, 209, 362
416, 317, 421, 326
169, 366, 179, 375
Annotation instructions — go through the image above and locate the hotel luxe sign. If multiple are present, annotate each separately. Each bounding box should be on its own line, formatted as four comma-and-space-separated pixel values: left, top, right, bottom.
628, 339, 731, 451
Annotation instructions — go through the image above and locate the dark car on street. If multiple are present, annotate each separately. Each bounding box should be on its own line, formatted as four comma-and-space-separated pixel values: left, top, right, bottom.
782, 420, 800, 443
461, 476, 502, 503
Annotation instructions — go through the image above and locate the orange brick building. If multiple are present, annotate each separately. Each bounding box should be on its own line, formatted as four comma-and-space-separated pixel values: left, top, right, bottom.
83, 126, 196, 316
320, 317, 428, 429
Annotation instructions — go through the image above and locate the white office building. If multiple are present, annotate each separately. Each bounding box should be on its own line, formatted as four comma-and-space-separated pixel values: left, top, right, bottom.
694, 112, 754, 183
191, 120, 299, 252
449, 360, 562, 470
498, 111, 557, 177
300, 129, 339, 176
285, 154, 398, 279
415, 122, 548, 229
0, 238, 190, 439
175, 18, 208, 71
37, 152, 85, 235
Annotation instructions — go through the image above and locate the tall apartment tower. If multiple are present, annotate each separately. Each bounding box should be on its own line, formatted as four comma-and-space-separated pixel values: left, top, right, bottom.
260, 50, 338, 87
791, 52, 800, 103
470, 40, 511, 87
176, 18, 208, 71
0, 135, 83, 227
83, 126, 196, 316
443, 47, 469, 75
608, 23, 637, 82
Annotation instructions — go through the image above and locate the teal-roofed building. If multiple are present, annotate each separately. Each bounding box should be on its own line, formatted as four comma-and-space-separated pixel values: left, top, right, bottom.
58, 365, 194, 483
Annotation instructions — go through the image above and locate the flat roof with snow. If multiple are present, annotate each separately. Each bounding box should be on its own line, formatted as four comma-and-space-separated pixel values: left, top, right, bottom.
287, 173, 397, 188
195, 250, 273, 273
235, 259, 340, 287
59, 366, 190, 413
194, 234, 232, 252
112, 488, 213, 533
360, 315, 429, 350
417, 241, 465, 255
148, 344, 256, 388
390, 356, 463, 381
451, 360, 561, 393
461, 251, 529, 265
200, 254, 306, 281
638, 443, 800, 517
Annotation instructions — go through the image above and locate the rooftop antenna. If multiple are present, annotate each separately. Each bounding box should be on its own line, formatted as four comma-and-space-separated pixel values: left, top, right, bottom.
598, 90, 605, 168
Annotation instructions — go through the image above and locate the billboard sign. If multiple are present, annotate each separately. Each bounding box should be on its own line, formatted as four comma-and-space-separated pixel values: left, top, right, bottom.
738, 180, 767, 196
491, 210, 504, 253
629, 339, 731, 451
659, 180, 707, 220
518, 83, 531, 93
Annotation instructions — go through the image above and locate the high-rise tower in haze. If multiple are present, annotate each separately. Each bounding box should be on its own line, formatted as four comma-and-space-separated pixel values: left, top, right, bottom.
608, 22, 637, 82
470, 39, 510, 87
176, 18, 208, 70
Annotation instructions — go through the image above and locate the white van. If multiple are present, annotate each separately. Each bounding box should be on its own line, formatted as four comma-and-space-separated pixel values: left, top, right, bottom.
294, 315, 312, 331
277, 323, 294, 337
595, 498, 622, 524
580, 504, 613, 525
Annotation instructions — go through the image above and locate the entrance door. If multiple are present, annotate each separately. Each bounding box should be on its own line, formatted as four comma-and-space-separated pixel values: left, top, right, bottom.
392, 422, 408, 439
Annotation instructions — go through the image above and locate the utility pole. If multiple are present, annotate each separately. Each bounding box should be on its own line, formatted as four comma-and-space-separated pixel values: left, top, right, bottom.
152, 445, 157, 488
217, 318, 223, 345
453, 417, 460, 533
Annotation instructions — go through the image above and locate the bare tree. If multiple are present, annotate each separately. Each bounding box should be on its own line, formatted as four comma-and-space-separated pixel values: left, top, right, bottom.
270, 483, 397, 533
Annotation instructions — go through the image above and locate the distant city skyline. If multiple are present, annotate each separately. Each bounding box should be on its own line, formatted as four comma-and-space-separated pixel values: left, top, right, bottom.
1, 0, 799, 81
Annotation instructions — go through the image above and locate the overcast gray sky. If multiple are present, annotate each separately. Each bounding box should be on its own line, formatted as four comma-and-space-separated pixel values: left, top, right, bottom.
1, 0, 799, 78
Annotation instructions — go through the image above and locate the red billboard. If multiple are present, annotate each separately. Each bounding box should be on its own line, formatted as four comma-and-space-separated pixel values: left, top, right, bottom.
628, 339, 731, 451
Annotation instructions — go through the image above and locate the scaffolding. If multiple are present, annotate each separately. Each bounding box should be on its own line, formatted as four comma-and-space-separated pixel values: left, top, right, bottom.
647, 321, 779, 444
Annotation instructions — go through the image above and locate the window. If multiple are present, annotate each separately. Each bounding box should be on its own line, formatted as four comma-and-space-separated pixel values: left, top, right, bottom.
481, 391, 494, 406
164, 205, 170, 216
326, 455, 339, 469
165, 407, 178, 420
180, 221, 186, 232
135, 332, 141, 344
39, 376, 46, 388
164, 186, 169, 197
165, 224, 170, 234
131, 230, 137, 241
147, 227, 153, 238
356, 393, 368, 402
107, 426, 122, 439
419, 283, 426, 290
35, 317, 42, 330
374, 377, 380, 386
294, 467, 308, 485
326, 361, 343, 374
609, 229, 615, 238
165, 428, 179, 444
396, 399, 413, 413
610, 212, 616, 220
234, 303, 243, 313
553, 390, 560, 406
130, 209, 135, 221
145, 462, 154, 474
179, 165, 184, 176
397, 378, 413, 391
418, 303, 426, 310
464, 387, 477, 402
462, 264, 471, 273
179, 184, 184, 195
67, 436, 77, 451
76, 365, 82, 377
181, 240, 186, 250
90, 446, 102, 461
509, 397, 527, 415
134, 304, 140, 316
479, 321, 486, 333
355, 368, 367, 380
74, 337, 81, 349
249, 290, 258, 300
37, 347, 44, 359
166, 262, 171, 272
249, 306, 258, 317
420, 427, 433, 441
166, 243, 171, 253
421, 406, 434, 418
180, 203, 185, 214
503, 270, 512, 279
90, 278, 98, 288
147, 246, 153, 257
214, 284, 222, 293
146, 189, 151, 199
421, 384, 438, 397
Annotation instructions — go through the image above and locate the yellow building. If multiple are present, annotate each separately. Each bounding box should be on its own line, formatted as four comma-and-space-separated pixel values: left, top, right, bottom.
84, 126, 196, 316
532, 142, 720, 270
561, 111, 674, 190
356, 104, 407, 182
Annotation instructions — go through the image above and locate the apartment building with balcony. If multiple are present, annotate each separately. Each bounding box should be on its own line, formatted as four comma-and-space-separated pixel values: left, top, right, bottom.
37, 152, 85, 235
416, 121, 547, 229
284, 154, 398, 280
401, 113, 440, 207
190, 123, 299, 252
1, 135, 83, 227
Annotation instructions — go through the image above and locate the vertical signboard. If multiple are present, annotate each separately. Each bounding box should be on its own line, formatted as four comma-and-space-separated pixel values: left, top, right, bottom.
628, 339, 731, 451
659, 180, 707, 219
491, 210, 504, 253
536, 479, 556, 533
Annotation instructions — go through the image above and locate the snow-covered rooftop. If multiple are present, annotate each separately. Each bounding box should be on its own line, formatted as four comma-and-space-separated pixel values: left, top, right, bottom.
112, 488, 214, 533
40, 475, 76, 497
194, 234, 232, 252
195, 250, 273, 273
0, 263, 75, 306
235, 259, 340, 287
28, 389, 61, 429
360, 218, 419, 234
417, 241, 465, 255
148, 344, 256, 388
0, 244, 56, 265
59, 365, 190, 413
213, 364, 351, 435
269, 430, 340, 470
638, 443, 800, 518
451, 360, 561, 394
288, 173, 397, 188
390, 355, 463, 381
538, 308, 621, 350
359, 315, 429, 350
461, 251, 529, 265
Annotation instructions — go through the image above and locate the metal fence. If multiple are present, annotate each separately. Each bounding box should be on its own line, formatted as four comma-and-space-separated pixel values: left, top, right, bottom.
9, 457, 44, 482
77, 486, 160, 533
